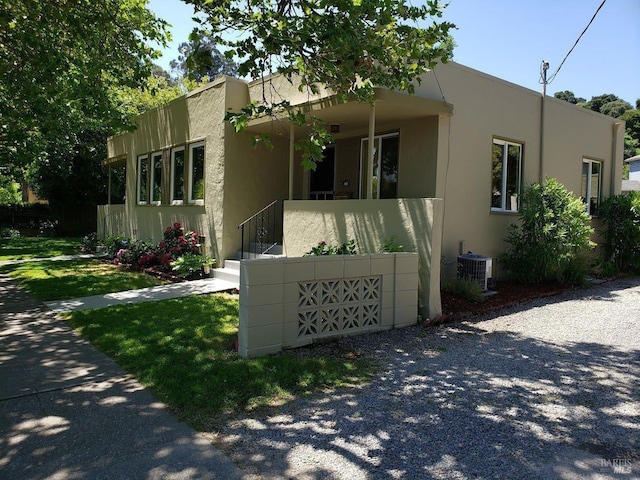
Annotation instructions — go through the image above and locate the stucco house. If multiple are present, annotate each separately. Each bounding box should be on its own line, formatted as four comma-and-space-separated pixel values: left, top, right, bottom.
99, 61, 624, 319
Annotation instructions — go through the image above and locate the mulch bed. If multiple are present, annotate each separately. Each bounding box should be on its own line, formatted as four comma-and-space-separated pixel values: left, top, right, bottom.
430, 281, 574, 325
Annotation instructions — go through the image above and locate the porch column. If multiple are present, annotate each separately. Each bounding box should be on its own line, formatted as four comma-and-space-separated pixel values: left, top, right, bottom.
289, 123, 295, 200
366, 102, 376, 199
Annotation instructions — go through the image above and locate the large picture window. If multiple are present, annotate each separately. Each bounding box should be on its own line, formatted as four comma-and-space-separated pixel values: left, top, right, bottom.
150, 152, 163, 205
359, 133, 399, 199
189, 142, 205, 204
171, 146, 185, 204
581, 159, 601, 215
137, 154, 148, 205
491, 139, 522, 212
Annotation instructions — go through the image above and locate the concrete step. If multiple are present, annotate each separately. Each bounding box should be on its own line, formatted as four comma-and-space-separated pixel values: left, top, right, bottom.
224, 259, 240, 271
212, 267, 239, 286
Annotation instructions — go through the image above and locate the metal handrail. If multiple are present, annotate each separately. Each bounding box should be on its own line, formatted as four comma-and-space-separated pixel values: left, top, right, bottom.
238, 200, 283, 259
102, 205, 125, 239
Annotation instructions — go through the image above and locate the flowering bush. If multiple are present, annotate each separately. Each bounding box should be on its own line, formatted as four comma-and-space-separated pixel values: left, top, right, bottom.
157, 222, 200, 266
113, 240, 157, 267
109, 223, 203, 274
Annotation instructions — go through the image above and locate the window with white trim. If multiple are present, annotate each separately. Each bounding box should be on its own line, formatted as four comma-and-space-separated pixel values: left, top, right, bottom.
491, 138, 522, 212
581, 159, 601, 215
137, 154, 148, 205
150, 152, 163, 205
188, 142, 205, 203
170, 146, 185, 204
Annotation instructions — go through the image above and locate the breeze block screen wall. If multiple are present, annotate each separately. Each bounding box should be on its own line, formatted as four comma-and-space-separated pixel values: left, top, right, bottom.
238, 253, 419, 358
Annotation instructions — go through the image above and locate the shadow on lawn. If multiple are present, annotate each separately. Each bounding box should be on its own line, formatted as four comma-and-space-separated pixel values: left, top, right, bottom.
0, 274, 240, 479
213, 277, 640, 479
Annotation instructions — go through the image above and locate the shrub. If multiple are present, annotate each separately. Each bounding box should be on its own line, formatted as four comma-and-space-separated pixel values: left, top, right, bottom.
171, 253, 211, 278
381, 235, 405, 253
442, 276, 483, 303
113, 240, 157, 268
104, 236, 128, 259
0, 227, 20, 238
80, 232, 99, 253
157, 223, 200, 264
500, 178, 594, 284
598, 192, 640, 273
305, 239, 357, 256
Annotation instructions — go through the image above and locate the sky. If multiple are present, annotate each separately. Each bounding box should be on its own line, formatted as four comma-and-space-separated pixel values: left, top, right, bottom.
148, 0, 640, 104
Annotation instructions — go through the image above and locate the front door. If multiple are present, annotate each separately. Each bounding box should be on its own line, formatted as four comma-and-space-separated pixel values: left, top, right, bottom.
309, 146, 336, 200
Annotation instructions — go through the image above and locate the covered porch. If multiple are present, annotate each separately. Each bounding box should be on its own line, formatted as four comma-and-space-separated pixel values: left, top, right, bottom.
245, 87, 453, 202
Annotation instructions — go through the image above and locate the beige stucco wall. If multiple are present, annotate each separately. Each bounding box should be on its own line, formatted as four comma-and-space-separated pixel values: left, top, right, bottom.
282, 198, 444, 319
105, 80, 229, 258
415, 62, 624, 278
103, 61, 624, 285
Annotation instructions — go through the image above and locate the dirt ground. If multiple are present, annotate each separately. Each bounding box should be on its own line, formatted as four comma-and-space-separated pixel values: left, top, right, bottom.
436, 281, 573, 324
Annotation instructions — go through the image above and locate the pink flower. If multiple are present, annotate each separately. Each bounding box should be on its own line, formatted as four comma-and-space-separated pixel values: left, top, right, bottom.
173, 222, 181, 229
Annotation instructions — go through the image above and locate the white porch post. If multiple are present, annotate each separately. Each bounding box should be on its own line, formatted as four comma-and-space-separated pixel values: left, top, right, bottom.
366, 101, 376, 199
289, 123, 295, 200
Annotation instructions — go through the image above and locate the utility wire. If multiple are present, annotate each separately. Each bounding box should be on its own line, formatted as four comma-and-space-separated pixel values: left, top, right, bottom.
543, 0, 607, 85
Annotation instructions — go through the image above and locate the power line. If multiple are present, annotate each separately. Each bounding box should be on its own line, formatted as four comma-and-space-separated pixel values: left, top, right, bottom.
543, 0, 607, 85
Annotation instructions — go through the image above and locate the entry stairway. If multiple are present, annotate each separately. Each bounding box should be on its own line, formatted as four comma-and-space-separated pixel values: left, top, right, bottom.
212, 244, 284, 288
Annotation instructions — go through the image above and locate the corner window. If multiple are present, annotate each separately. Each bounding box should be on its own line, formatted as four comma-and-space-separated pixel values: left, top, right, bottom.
171, 146, 185, 204
491, 139, 522, 212
150, 152, 163, 205
137, 155, 148, 205
189, 142, 205, 204
581, 159, 601, 215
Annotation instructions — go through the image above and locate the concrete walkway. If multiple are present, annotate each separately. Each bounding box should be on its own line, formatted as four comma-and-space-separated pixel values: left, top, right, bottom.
0, 254, 238, 312
0, 273, 244, 479
45, 278, 238, 313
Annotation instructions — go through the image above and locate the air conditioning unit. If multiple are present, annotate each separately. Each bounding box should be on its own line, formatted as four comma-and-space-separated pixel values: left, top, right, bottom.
457, 252, 493, 291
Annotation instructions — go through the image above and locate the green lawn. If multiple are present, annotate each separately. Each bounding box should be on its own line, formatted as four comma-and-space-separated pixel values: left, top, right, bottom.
65, 294, 374, 431
0, 258, 167, 301
0, 236, 81, 261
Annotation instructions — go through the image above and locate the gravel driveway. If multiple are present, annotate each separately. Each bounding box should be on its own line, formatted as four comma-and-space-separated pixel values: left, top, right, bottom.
212, 277, 640, 480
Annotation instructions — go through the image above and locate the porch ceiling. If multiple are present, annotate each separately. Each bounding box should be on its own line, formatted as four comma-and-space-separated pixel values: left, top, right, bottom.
245, 88, 453, 137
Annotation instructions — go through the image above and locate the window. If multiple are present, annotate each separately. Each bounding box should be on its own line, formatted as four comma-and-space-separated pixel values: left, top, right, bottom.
491, 139, 522, 212
581, 159, 601, 215
150, 152, 163, 204
137, 155, 148, 205
359, 133, 399, 199
171, 146, 185, 204
188, 142, 205, 203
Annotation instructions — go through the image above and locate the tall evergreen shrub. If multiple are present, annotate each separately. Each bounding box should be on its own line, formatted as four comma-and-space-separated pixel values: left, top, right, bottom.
500, 178, 594, 284
599, 192, 640, 273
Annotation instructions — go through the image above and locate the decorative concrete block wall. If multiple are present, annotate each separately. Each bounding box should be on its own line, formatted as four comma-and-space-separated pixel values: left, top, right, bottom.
238, 253, 419, 358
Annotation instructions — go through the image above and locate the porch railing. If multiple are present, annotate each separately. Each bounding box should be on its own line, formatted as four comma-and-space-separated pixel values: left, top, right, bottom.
238, 200, 283, 259
101, 205, 125, 239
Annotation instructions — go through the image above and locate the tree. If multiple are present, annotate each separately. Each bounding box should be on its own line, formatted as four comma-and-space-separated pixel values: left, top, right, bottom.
600, 99, 632, 118
554, 90, 585, 105
0, 174, 21, 205
584, 94, 622, 113
0, 0, 170, 177
169, 35, 238, 81
621, 109, 640, 155
184, 0, 455, 167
